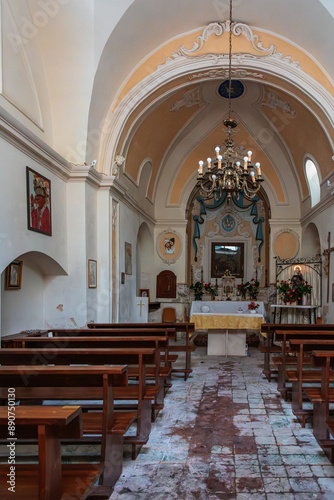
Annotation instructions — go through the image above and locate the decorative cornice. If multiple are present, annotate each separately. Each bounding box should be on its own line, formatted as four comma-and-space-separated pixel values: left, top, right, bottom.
260, 89, 296, 116
189, 69, 264, 80
170, 86, 203, 112
159, 22, 301, 70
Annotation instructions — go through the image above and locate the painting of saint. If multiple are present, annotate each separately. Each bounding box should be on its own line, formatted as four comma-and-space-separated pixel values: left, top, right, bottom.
27, 167, 52, 236
164, 237, 175, 254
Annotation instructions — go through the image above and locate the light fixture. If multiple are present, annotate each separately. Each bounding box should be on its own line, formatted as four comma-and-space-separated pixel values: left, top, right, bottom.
196, 0, 264, 201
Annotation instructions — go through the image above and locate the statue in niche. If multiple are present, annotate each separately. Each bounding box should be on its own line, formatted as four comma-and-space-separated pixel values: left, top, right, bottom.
291, 266, 303, 290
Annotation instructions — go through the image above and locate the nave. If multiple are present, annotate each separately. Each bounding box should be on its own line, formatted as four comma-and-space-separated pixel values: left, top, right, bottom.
112, 348, 334, 500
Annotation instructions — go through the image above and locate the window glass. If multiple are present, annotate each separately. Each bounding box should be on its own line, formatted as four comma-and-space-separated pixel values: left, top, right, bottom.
305, 158, 320, 207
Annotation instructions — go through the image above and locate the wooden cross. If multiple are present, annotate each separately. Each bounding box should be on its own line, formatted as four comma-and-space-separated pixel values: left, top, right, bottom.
323, 232, 334, 302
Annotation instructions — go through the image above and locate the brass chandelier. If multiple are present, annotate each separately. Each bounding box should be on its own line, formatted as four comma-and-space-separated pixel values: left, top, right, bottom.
196, 0, 264, 201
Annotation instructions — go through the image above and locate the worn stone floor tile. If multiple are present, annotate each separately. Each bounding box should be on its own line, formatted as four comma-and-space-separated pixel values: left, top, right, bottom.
281, 454, 309, 466
286, 465, 313, 477
261, 464, 287, 477
263, 477, 292, 493
311, 465, 334, 477
266, 495, 295, 500
318, 477, 334, 493
289, 477, 321, 493
235, 477, 264, 493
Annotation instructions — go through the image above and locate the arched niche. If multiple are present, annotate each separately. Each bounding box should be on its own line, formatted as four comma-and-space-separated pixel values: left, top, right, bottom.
302, 222, 321, 257
1, 251, 67, 338
136, 222, 155, 299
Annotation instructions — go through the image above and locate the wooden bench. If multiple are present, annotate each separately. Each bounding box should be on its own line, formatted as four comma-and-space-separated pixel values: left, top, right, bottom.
271, 330, 334, 399
0, 348, 159, 459
86, 322, 195, 380
260, 324, 334, 382
303, 350, 334, 442
0, 365, 133, 494
3, 335, 170, 414
0, 405, 102, 500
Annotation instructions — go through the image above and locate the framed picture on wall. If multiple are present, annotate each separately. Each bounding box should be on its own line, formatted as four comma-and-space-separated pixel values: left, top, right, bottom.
88, 259, 97, 288
139, 289, 150, 301
26, 167, 52, 236
211, 242, 244, 278
125, 242, 132, 275
5, 260, 23, 290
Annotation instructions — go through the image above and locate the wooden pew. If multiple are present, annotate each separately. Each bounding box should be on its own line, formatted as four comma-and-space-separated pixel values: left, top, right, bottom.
0, 405, 100, 500
260, 323, 334, 382
86, 322, 195, 380
273, 331, 334, 399
0, 348, 159, 459
3, 335, 169, 413
303, 351, 334, 442
285, 339, 334, 426
0, 365, 132, 495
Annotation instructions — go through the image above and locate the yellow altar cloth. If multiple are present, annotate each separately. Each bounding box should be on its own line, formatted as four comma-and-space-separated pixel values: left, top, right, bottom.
190, 314, 265, 331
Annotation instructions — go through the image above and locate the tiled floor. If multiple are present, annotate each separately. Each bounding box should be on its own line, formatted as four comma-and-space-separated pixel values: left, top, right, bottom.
111, 347, 334, 499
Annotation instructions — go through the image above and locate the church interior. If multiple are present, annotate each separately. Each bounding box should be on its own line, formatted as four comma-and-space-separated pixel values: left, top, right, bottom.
1, 0, 334, 498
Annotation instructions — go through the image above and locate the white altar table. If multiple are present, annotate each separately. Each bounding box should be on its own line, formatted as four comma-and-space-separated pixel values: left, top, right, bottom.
190, 301, 265, 356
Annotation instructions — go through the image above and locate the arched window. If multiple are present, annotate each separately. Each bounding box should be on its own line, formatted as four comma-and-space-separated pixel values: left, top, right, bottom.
305, 158, 321, 207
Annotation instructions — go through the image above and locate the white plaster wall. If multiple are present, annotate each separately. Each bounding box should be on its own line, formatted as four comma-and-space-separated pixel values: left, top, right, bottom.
85, 183, 98, 323
118, 203, 140, 322
1, 253, 44, 336
154, 224, 187, 293
301, 204, 334, 323
0, 136, 68, 277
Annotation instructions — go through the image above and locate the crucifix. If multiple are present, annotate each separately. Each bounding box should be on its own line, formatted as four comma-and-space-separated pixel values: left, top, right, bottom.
136, 296, 148, 323
323, 232, 334, 302
138, 300, 144, 317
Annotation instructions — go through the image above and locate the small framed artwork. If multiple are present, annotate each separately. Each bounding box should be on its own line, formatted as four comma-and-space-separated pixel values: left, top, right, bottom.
139, 289, 150, 301
5, 261, 23, 290
26, 167, 52, 236
88, 259, 97, 288
156, 229, 182, 265
125, 242, 132, 275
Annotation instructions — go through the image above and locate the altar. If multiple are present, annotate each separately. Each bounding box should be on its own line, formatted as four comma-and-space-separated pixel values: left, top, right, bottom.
190, 301, 265, 356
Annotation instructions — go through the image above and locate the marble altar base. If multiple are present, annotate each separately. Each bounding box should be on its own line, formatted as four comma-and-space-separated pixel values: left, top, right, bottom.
207, 329, 246, 357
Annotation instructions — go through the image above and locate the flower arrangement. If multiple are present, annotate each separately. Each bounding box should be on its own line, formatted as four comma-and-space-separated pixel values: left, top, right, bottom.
276, 280, 303, 304
189, 281, 204, 298
243, 279, 260, 299
248, 302, 260, 311
204, 282, 218, 299
296, 280, 313, 296
237, 283, 247, 300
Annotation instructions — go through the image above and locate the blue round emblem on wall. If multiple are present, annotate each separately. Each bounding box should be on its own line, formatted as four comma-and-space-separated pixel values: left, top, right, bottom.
222, 214, 236, 232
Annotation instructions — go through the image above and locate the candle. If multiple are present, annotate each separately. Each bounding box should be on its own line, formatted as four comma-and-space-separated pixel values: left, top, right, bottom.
248, 150, 252, 162
243, 156, 248, 170
198, 160, 203, 175
250, 171, 256, 183
215, 146, 220, 158
207, 157, 212, 170
256, 162, 261, 176
218, 155, 222, 169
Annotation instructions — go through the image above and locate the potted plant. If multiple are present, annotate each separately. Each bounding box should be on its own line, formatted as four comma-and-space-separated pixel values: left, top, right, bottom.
204, 282, 218, 300
189, 281, 204, 300
248, 302, 260, 314
276, 280, 293, 304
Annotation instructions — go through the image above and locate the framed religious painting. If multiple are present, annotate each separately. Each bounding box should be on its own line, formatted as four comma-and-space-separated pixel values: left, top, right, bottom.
156, 229, 182, 265
125, 242, 132, 275
211, 242, 244, 278
88, 259, 97, 288
139, 289, 150, 302
5, 260, 23, 290
26, 167, 52, 236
